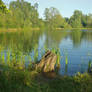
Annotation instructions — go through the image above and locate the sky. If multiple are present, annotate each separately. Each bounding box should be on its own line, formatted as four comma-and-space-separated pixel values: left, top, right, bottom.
3, 0, 92, 18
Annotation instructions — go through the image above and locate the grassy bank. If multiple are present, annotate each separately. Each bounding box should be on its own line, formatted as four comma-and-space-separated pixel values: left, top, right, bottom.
0, 28, 40, 33
0, 66, 92, 92
0, 46, 91, 92
0, 27, 92, 33
0, 39, 91, 92
0, 28, 21, 32
0, 49, 91, 92
56, 28, 92, 30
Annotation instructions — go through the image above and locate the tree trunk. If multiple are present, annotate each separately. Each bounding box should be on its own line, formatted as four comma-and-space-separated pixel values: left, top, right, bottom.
37, 50, 57, 72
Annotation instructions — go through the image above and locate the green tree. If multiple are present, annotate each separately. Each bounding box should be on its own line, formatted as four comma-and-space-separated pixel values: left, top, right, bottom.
44, 7, 70, 29
9, 0, 39, 28
81, 14, 87, 27
86, 14, 92, 28
0, 0, 41, 28
0, 0, 8, 13
69, 10, 83, 28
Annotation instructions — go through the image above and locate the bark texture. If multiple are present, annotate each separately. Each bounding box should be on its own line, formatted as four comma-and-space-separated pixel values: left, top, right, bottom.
37, 50, 57, 72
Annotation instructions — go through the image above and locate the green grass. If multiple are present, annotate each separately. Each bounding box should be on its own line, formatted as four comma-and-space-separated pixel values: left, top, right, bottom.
0, 48, 92, 92
56, 27, 92, 30
0, 66, 92, 92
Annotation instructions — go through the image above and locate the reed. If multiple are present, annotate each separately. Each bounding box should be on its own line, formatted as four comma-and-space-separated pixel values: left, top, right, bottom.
0, 49, 2, 64
88, 60, 92, 73
1, 52, 5, 65
6, 49, 11, 66
55, 48, 61, 68
50, 48, 61, 67
0, 46, 62, 71
11, 51, 16, 67
63, 49, 68, 65
28, 55, 32, 68
34, 45, 38, 62
65, 55, 68, 65
21, 54, 26, 67
88, 60, 92, 68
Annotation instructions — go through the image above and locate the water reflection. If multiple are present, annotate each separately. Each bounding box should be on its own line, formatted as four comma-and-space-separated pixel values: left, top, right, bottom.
0, 29, 92, 75
70, 29, 82, 47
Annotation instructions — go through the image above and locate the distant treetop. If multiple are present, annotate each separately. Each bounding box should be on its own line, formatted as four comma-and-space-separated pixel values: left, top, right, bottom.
0, 0, 9, 13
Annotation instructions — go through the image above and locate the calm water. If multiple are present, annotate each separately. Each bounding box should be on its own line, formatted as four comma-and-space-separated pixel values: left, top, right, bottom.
0, 29, 92, 75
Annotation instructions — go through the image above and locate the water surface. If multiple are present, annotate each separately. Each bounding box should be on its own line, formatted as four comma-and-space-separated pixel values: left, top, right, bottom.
0, 29, 92, 75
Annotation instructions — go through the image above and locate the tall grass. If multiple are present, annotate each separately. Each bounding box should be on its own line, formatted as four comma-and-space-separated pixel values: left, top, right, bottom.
65, 55, 68, 65
48, 48, 61, 68
6, 49, 11, 66
88, 60, 92, 73
63, 49, 68, 65
63, 49, 68, 75
0, 46, 61, 72
88, 60, 92, 69
34, 44, 38, 62
1, 52, 5, 65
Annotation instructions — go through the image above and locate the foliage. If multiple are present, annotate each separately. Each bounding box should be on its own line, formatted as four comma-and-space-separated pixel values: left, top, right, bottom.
44, 7, 70, 29
0, 0, 92, 29
0, 0, 44, 28
0, 0, 9, 13
0, 68, 92, 92
69, 10, 92, 28
69, 10, 83, 28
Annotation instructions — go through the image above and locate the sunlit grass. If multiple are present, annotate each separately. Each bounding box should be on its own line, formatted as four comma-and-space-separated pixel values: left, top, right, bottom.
0, 47, 92, 92
6, 49, 11, 66
1, 52, 5, 65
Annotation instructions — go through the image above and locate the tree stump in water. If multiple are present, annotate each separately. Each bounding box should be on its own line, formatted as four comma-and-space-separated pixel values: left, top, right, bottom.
37, 50, 58, 72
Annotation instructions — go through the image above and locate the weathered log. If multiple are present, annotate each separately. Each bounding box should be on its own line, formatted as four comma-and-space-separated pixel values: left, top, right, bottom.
37, 50, 58, 72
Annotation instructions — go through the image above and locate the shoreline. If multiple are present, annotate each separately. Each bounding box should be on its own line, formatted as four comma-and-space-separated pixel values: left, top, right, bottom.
56, 27, 92, 30
0, 28, 40, 32
0, 66, 92, 92
0, 27, 92, 31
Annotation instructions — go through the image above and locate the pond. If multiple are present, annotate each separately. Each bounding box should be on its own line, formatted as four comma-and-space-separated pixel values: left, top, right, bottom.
0, 29, 92, 76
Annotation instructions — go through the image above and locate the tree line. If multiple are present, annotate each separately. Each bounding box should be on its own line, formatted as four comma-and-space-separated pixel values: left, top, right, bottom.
0, 0, 92, 29
0, 0, 44, 28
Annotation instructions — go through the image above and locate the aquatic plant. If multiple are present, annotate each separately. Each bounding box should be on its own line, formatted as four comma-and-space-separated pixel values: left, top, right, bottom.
65, 55, 68, 65
0, 49, 2, 64
0, 46, 62, 72
47, 48, 61, 67
63, 49, 68, 65
63, 49, 68, 75
55, 48, 61, 68
1, 52, 5, 65
74, 72, 90, 83
6, 49, 11, 66
51, 48, 56, 54
21, 55, 26, 67
34, 45, 38, 62
28, 55, 32, 68
88, 60, 92, 68
11, 51, 17, 67
88, 60, 92, 73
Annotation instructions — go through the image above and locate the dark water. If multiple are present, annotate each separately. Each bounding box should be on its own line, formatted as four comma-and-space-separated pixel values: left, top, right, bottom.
0, 29, 92, 75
